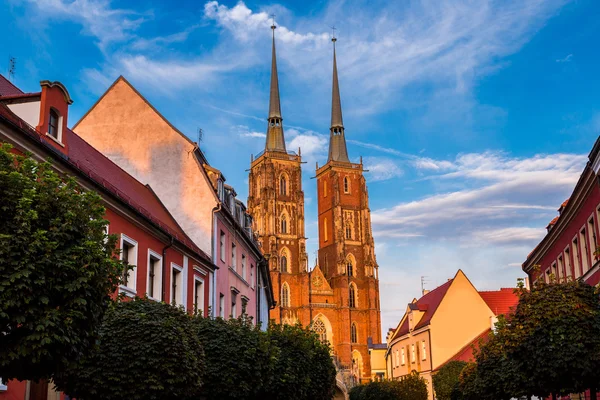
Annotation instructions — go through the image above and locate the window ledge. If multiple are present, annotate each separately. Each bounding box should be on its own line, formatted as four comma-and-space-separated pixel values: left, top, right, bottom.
119, 285, 136, 297
45, 132, 65, 147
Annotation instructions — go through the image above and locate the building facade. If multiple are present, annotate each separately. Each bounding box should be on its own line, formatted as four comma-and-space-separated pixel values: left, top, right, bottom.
247, 28, 382, 384
0, 75, 215, 400
523, 136, 600, 287
386, 270, 518, 400
73, 77, 274, 325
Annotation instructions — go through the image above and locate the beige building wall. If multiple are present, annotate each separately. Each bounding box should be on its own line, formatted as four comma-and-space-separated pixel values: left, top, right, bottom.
429, 272, 494, 370
73, 78, 217, 255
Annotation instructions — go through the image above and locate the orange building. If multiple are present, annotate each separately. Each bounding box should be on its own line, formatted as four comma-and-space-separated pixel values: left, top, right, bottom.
247, 28, 382, 386
386, 270, 518, 400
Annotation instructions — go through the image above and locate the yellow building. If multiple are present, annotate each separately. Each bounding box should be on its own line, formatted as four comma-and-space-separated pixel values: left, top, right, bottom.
368, 338, 388, 381
385, 270, 518, 400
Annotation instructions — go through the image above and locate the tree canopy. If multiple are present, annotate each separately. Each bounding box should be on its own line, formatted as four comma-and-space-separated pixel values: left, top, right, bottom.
0, 144, 125, 381
433, 361, 467, 400
54, 298, 205, 400
349, 371, 428, 400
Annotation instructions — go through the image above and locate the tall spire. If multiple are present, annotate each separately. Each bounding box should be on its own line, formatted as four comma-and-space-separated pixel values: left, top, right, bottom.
328, 34, 350, 163
265, 21, 287, 152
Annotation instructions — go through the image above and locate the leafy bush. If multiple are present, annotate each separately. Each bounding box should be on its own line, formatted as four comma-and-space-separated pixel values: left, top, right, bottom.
54, 299, 204, 400
0, 144, 125, 381
350, 372, 428, 400
433, 361, 467, 400
194, 315, 274, 400
396, 370, 428, 400
263, 323, 337, 400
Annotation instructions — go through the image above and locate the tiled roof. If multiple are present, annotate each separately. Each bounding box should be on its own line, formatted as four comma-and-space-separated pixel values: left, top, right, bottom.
559, 198, 569, 210
437, 328, 492, 369
479, 288, 519, 316
0, 75, 24, 96
0, 101, 210, 263
395, 279, 454, 337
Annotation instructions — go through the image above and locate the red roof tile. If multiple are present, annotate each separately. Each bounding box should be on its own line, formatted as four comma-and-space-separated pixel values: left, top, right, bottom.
0, 102, 209, 262
0, 75, 24, 96
479, 288, 519, 316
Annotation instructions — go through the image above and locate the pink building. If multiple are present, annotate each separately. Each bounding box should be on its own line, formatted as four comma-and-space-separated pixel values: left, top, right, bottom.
523, 136, 600, 286
0, 75, 215, 399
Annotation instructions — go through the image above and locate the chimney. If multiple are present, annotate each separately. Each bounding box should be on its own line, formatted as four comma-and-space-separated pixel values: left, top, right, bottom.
36, 80, 73, 153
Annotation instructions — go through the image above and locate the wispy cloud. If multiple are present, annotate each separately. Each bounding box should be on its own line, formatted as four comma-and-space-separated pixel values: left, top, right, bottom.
363, 157, 404, 182
236, 125, 266, 138
556, 53, 573, 63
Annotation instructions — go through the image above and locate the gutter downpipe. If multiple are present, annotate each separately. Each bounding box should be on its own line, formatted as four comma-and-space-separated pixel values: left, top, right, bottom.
212, 203, 222, 318
161, 237, 174, 302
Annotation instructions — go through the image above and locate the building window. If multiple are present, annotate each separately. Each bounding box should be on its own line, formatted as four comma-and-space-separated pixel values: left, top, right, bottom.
411, 344, 416, 363
280, 174, 287, 196
313, 318, 327, 342
421, 341, 427, 360
349, 283, 357, 308
345, 224, 352, 240
219, 293, 225, 318
401, 348, 406, 365
395, 350, 399, 367
280, 248, 289, 273
231, 242, 237, 270
557, 255, 564, 282
351, 323, 358, 343
241, 254, 247, 280
565, 247, 572, 279
573, 237, 581, 278
323, 180, 328, 197
580, 227, 589, 273
147, 251, 162, 300
241, 297, 248, 315
343, 176, 350, 193
171, 264, 183, 306
48, 108, 59, 139
231, 292, 237, 318
588, 216, 597, 263
250, 264, 255, 287
194, 277, 204, 314
220, 231, 225, 262
281, 282, 290, 307
347, 260, 354, 277
324, 218, 328, 241
256, 175, 261, 196
281, 214, 287, 234
120, 235, 138, 294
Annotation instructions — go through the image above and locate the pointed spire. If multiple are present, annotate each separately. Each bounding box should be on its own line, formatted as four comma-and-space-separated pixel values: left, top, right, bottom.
328, 34, 350, 163
264, 21, 287, 152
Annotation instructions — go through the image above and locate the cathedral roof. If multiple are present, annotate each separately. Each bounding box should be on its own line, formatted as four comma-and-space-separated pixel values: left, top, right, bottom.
264, 25, 287, 153
327, 37, 350, 163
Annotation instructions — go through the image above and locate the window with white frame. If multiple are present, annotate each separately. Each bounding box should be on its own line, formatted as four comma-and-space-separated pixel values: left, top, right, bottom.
220, 231, 226, 262
171, 264, 183, 306
120, 235, 138, 294
219, 293, 225, 318
47, 108, 63, 142
147, 250, 162, 300
588, 216, 597, 263
573, 237, 581, 278
395, 350, 399, 367
231, 292, 237, 318
580, 227, 590, 273
241, 254, 247, 281
194, 276, 204, 314
231, 242, 237, 270
565, 247, 572, 279
401, 348, 405, 365
421, 341, 427, 361
411, 344, 416, 363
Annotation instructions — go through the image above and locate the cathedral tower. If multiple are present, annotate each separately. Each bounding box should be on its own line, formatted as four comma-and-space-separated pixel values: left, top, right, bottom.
316, 36, 382, 383
248, 24, 309, 324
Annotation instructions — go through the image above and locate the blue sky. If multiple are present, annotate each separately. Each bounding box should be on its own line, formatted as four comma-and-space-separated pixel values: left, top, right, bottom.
3, 0, 600, 334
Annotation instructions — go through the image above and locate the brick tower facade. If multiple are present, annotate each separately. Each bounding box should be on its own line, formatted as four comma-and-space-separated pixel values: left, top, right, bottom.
247, 24, 309, 325
247, 28, 381, 385
315, 36, 382, 383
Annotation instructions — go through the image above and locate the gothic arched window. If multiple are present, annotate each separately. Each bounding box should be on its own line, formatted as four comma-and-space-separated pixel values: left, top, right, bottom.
349, 283, 357, 308
280, 255, 288, 273
281, 283, 290, 307
345, 224, 352, 240
313, 318, 327, 342
343, 176, 350, 193
351, 323, 358, 343
323, 180, 328, 197
281, 214, 287, 234
347, 261, 354, 277
280, 174, 287, 196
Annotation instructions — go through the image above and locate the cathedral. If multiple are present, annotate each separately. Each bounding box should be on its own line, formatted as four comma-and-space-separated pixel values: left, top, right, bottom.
247, 24, 382, 383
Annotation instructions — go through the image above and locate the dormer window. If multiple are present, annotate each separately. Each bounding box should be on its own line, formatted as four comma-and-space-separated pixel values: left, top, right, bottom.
48, 109, 59, 139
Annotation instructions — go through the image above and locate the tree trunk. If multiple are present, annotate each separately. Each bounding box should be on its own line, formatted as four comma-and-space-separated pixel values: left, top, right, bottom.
590, 387, 598, 400
552, 393, 557, 400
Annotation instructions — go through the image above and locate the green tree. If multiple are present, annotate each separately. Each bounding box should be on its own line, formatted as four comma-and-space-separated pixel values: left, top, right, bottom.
507, 281, 600, 399
396, 370, 428, 400
0, 144, 125, 381
54, 298, 204, 400
433, 361, 467, 400
194, 315, 274, 400
263, 323, 337, 400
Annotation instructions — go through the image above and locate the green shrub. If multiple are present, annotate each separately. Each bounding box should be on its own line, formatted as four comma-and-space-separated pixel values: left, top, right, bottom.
433, 361, 468, 400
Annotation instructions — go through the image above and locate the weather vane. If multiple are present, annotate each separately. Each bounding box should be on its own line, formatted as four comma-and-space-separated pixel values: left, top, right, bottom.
270, 13, 276, 30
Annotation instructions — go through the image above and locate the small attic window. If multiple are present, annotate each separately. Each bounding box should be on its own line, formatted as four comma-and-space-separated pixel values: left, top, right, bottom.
48, 109, 59, 139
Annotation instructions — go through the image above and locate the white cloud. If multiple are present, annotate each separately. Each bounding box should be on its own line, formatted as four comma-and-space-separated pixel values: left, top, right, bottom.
363, 157, 404, 182
372, 151, 586, 245
287, 129, 328, 165
556, 53, 573, 63
236, 125, 266, 138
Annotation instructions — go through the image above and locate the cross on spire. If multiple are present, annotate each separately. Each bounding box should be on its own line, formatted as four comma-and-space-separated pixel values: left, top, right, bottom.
270, 13, 276, 30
